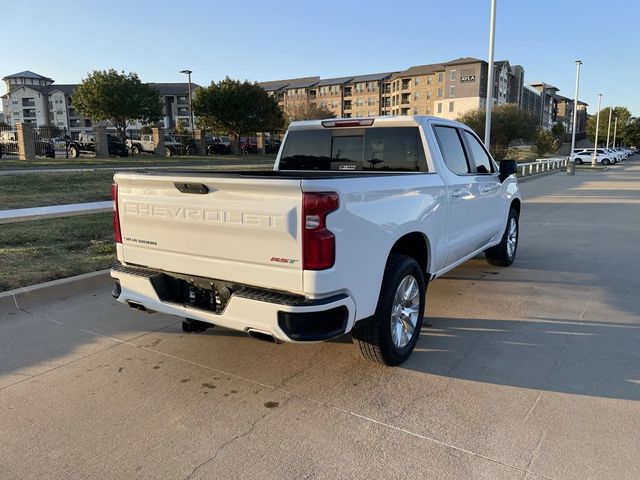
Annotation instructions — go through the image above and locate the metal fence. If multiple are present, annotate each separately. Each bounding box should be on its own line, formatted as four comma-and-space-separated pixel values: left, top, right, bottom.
33, 126, 70, 158
0, 125, 19, 158
518, 157, 568, 177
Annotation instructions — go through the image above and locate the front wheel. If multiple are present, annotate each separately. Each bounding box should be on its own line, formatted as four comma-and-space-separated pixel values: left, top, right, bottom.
69, 145, 79, 158
131, 145, 140, 155
575, 158, 583, 165
485, 208, 519, 266
352, 254, 426, 366
602, 158, 610, 165
164, 147, 172, 157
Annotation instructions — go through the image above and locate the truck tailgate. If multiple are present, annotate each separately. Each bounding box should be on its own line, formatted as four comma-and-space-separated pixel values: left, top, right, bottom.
115, 172, 304, 293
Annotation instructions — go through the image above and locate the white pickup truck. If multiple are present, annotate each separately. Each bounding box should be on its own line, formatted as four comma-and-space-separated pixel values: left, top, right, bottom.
111, 116, 521, 365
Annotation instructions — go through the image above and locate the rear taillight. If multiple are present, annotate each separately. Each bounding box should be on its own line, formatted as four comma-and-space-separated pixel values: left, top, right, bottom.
112, 183, 122, 243
303, 192, 339, 270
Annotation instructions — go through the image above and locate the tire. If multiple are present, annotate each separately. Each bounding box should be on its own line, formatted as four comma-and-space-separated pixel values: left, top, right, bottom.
352, 254, 426, 366
69, 145, 79, 158
602, 158, 610, 165
575, 158, 583, 165
165, 147, 172, 157
485, 208, 519, 267
132, 145, 140, 155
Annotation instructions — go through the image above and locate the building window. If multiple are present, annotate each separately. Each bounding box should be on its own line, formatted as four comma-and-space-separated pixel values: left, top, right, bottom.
437, 88, 443, 98
450, 69, 456, 81
427, 76, 432, 85
413, 108, 418, 115
437, 103, 443, 114
426, 105, 431, 114
449, 101, 454, 113
450, 86, 456, 97
427, 91, 432, 100
438, 72, 444, 82
414, 92, 419, 100
414, 77, 420, 86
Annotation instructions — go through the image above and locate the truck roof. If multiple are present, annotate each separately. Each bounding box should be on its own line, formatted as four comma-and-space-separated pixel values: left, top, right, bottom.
288, 115, 464, 131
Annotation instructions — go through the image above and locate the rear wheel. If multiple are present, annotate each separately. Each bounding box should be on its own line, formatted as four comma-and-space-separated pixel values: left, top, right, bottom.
485, 208, 519, 266
575, 158, 583, 165
131, 145, 140, 155
165, 146, 172, 157
352, 254, 426, 366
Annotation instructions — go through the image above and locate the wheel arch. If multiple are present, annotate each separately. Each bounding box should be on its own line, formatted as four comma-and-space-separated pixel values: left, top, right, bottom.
388, 232, 431, 276
510, 197, 521, 217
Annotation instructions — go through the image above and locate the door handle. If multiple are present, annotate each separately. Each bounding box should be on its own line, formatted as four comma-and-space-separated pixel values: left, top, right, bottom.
451, 188, 465, 198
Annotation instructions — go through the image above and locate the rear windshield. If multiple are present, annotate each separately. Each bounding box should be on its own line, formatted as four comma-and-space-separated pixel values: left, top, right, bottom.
279, 127, 428, 172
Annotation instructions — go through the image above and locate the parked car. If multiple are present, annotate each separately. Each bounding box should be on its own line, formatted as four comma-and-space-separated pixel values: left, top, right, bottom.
163, 134, 187, 156
68, 132, 128, 158
265, 138, 282, 154
240, 137, 257, 154
571, 151, 613, 165
127, 134, 155, 155
110, 116, 521, 366
205, 135, 230, 155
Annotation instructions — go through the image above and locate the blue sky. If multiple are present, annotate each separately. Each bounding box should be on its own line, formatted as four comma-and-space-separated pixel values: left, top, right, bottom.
3, 0, 639, 115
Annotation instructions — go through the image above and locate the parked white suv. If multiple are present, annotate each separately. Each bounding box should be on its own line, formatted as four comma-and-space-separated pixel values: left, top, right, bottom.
111, 116, 521, 365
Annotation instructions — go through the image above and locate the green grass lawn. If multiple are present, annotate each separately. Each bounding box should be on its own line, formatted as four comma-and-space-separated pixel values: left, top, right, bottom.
0, 171, 115, 209
0, 213, 115, 292
0, 154, 276, 170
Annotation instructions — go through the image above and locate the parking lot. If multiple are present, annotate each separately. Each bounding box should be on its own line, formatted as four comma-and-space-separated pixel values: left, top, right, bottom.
1, 158, 639, 479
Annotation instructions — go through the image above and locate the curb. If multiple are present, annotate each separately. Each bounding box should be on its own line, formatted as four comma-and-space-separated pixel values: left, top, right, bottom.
0, 269, 111, 311
517, 169, 561, 183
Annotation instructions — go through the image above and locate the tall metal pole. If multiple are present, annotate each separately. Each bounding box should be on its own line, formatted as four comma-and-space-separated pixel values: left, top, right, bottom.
484, 0, 497, 149
606, 107, 612, 148
613, 116, 618, 147
592, 93, 602, 167
179, 69, 194, 132
568, 60, 582, 175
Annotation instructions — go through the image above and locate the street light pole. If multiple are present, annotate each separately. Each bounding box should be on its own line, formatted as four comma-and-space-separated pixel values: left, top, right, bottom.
568, 60, 582, 176
591, 93, 602, 167
606, 107, 612, 148
484, 0, 497, 149
179, 69, 194, 133
613, 116, 618, 147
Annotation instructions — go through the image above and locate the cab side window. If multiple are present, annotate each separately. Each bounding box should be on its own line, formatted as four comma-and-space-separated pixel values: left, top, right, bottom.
433, 125, 470, 175
461, 130, 494, 174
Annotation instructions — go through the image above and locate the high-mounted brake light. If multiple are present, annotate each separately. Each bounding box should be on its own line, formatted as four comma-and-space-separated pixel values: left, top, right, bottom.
112, 183, 122, 243
302, 192, 339, 270
321, 119, 375, 128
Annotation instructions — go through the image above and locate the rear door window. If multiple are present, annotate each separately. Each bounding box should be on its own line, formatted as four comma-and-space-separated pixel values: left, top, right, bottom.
279, 127, 427, 172
433, 125, 470, 175
461, 130, 495, 174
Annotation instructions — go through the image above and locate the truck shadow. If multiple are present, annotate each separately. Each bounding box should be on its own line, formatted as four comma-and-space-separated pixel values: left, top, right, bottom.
401, 315, 640, 401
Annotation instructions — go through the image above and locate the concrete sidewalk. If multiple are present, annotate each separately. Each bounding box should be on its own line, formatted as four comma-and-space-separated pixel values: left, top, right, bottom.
1, 157, 639, 479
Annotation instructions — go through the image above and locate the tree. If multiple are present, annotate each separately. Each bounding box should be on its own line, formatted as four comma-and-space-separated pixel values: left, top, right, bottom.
72, 69, 163, 141
586, 106, 632, 145
533, 128, 559, 156
193, 77, 284, 139
551, 122, 566, 138
457, 104, 538, 159
625, 117, 640, 147
284, 102, 336, 128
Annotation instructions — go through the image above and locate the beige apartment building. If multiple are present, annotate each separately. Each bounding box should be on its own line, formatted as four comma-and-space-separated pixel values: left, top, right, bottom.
259, 57, 526, 122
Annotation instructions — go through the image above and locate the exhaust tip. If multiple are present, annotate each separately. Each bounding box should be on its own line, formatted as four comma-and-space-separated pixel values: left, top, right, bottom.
247, 329, 279, 344
112, 281, 121, 299
127, 301, 152, 313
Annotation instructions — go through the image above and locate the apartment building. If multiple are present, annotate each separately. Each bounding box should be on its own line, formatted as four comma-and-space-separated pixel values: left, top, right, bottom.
1, 70, 197, 134
259, 57, 526, 122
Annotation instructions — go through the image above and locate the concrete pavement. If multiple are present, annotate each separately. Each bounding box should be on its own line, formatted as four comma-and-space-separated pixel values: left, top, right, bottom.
1, 157, 639, 479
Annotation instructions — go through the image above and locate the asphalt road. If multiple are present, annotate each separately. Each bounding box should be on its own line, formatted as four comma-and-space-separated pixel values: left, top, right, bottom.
1, 157, 639, 479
